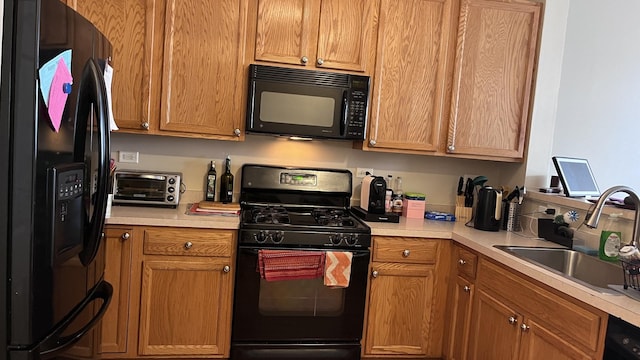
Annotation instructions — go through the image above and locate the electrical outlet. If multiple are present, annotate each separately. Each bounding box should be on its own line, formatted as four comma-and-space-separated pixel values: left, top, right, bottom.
119, 151, 139, 163
356, 168, 374, 178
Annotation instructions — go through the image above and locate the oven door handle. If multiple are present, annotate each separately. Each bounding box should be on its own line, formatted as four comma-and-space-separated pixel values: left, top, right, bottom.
239, 247, 370, 257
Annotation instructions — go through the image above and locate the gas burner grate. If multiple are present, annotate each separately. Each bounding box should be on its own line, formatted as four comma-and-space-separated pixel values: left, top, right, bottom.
251, 206, 290, 224
312, 209, 356, 227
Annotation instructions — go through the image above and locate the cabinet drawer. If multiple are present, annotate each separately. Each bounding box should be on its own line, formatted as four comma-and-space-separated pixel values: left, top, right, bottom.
143, 228, 234, 257
373, 237, 439, 264
455, 246, 478, 279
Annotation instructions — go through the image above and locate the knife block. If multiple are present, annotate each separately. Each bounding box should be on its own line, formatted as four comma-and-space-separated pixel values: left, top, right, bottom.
455, 195, 472, 222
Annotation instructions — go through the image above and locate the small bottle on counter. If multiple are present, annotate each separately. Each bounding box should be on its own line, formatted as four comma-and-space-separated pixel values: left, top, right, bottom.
205, 161, 216, 201
219, 156, 234, 203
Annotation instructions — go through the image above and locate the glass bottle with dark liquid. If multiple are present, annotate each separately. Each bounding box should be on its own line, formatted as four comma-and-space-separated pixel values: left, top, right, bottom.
205, 160, 216, 201
219, 156, 233, 203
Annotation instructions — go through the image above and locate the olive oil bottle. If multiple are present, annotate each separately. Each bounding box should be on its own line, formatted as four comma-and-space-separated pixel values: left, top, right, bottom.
204, 161, 216, 201
219, 156, 233, 203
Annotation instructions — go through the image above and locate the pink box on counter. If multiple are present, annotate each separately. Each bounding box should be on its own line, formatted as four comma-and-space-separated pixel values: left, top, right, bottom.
402, 195, 426, 219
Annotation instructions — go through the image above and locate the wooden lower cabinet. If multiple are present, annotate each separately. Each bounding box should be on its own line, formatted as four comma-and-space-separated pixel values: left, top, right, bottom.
465, 257, 607, 360
100, 225, 236, 359
363, 237, 451, 358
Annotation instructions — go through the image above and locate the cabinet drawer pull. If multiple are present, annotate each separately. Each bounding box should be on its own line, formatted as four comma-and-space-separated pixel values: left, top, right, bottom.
369, 139, 376, 146
371, 270, 378, 278
120, 232, 130, 241
223, 265, 231, 273
448, 144, 455, 152
508, 316, 518, 325
402, 249, 410, 257
317, 58, 324, 66
184, 241, 193, 250
301, 56, 309, 64
463, 285, 471, 293
458, 259, 467, 265
520, 323, 530, 332
141, 121, 149, 130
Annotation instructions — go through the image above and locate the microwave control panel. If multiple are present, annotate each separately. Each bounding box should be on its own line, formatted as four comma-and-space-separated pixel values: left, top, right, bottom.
346, 89, 368, 139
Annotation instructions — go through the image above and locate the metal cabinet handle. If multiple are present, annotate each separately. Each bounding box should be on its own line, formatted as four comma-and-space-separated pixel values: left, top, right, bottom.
463, 285, 471, 293
317, 58, 324, 66
141, 121, 149, 130
234, 128, 241, 136
369, 139, 376, 146
120, 232, 130, 241
402, 249, 410, 257
184, 241, 193, 250
371, 270, 378, 278
223, 265, 231, 273
508, 316, 518, 325
458, 259, 467, 265
448, 144, 455, 152
301, 56, 309, 64
520, 323, 530, 332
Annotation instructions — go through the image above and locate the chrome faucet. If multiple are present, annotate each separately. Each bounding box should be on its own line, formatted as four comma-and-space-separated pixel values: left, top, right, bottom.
584, 186, 640, 247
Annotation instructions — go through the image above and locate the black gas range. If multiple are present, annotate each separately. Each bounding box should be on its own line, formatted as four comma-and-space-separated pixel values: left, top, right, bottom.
238, 164, 371, 249
232, 164, 371, 360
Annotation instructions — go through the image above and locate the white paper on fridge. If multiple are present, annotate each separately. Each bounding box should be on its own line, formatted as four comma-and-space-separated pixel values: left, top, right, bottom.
103, 63, 118, 131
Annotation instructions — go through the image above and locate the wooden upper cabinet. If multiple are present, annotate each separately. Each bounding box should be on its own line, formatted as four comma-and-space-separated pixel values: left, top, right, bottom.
159, 0, 246, 138
365, 0, 453, 153
64, 0, 163, 132
249, 0, 377, 73
447, 0, 542, 160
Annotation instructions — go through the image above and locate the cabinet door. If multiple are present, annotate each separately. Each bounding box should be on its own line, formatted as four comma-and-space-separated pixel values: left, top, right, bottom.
159, 0, 246, 138
364, 262, 436, 357
447, 0, 541, 159
467, 288, 521, 360
315, 0, 376, 72
366, 0, 453, 152
446, 276, 474, 360
64, 0, 163, 132
519, 318, 592, 360
138, 258, 233, 356
253, 0, 320, 66
100, 227, 133, 354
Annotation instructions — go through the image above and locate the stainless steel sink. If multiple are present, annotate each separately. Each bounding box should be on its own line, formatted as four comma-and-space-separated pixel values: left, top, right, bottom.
494, 245, 624, 294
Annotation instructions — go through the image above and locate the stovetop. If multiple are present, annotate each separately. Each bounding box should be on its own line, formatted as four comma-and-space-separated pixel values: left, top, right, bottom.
238, 164, 371, 249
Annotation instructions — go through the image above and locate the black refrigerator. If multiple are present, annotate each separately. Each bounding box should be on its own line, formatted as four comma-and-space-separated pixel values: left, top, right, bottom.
1, 0, 114, 359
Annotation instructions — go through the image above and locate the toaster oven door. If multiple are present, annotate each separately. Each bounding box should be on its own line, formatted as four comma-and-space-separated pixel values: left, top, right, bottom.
113, 174, 167, 202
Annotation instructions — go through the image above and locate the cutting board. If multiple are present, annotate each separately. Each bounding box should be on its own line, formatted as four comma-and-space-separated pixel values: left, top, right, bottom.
198, 201, 240, 211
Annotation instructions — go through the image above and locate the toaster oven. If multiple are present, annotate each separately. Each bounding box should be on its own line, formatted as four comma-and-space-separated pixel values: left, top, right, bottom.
112, 170, 182, 208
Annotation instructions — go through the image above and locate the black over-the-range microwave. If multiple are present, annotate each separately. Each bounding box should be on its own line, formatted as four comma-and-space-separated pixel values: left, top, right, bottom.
246, 64, 370, 140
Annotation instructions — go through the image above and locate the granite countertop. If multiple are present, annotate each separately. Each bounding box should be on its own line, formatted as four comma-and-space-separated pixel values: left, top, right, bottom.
106, 205, 640, 327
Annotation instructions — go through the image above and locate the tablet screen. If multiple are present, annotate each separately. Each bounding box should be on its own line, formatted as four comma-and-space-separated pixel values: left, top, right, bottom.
552, 156, 600, 198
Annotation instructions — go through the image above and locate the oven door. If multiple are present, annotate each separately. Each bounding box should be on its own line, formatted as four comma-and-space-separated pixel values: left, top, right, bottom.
232, 246, 370, 343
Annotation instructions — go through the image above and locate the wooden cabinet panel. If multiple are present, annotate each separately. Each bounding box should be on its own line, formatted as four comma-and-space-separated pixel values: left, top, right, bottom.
143, 228, 234, 257
249, 0, 376, 72
447, 0, 541, 159
519, 318, 592, 360
455, 245, 478, 279
159, 0, 246, 138
138, 258, 234, 356
372, 236, 439, 264
100, 227, 134, 354
366, 0, 453, 152
467, 288, 521, 360
446, 276, 474, 360
365, 262, 436, 356
253, 0, 320, 66
65, 0, 163, 132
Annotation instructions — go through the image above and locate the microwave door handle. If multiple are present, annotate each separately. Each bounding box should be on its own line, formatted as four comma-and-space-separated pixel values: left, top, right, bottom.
341, 90, 349, 136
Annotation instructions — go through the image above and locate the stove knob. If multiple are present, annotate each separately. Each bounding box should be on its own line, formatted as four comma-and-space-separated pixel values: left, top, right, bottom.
273, 231, 284, 244
345, 234, 359, 246
330, 234, 342, 245
340, 235, 350, 245
265, 232, 274, 243
254, 231, 266, 243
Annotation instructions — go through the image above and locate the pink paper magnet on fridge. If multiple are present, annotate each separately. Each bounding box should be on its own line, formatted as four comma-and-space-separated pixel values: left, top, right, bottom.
47, 58, 73, 132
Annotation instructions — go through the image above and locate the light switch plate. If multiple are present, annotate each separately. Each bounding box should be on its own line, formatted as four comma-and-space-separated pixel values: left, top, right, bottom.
119, 151, 139, 163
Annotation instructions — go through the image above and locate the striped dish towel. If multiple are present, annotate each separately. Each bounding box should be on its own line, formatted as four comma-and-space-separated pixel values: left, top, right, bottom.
257, 249, 326, 282
324, 251, 353, 288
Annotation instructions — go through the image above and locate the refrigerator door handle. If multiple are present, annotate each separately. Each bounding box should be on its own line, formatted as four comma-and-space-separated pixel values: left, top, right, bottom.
36, 280, 113, 359
74, 58, 111, 267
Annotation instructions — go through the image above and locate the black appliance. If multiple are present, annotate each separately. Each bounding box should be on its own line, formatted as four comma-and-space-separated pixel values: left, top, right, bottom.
231, 165, 371, 360
1, 0, 113, 359
473, 186, 503, 232
359, 175, 386, 214
246, 64, 370, 140
604, 316, 640, 359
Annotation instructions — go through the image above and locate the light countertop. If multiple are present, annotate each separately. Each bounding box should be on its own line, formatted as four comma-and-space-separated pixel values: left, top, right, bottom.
106, 205, 640, 327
